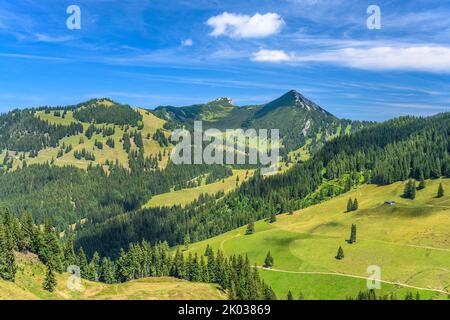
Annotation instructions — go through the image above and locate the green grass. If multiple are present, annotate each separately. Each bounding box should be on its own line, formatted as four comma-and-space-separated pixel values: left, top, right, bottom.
184, 178, 450, 300
0, 253, 225, 300
143, 170, 252, 208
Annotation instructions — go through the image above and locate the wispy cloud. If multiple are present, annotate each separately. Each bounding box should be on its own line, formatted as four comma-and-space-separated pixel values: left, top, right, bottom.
251, 49, 293, 62
0, 53, 69, 62
207, 12, 284, 39
181, 38, 193, 46
33, 33, 74, 43
252, 46, 450, 73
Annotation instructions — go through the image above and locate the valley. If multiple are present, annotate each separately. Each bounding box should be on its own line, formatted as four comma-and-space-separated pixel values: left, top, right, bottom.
0, 91, 448, 300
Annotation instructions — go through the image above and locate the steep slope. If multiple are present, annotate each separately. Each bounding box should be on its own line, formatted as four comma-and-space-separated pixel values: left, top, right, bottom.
153, 90, 371, 158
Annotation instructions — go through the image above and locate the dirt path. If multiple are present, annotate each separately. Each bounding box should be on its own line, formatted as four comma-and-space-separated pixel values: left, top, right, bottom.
257, 267, 449, 294
377, 240, 450, 253
220, 233, 241, 252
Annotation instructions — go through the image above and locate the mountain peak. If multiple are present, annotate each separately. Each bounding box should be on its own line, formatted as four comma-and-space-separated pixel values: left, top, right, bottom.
206, 97, 234, 108
256, 90, 335, 118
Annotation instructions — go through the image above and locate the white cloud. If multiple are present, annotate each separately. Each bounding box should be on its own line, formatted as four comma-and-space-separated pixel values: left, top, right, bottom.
181, 38, 193, 46
33, 33, 74, 43
207, 12, 284, 39
251, 49, 294, 62
252, 46, 450, 73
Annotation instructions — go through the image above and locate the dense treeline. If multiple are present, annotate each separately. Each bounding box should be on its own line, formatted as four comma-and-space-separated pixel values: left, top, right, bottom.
0, 209, 276, 300
0, 162, 232, 230
0, 109, 83, 152
73, 99, 142, 126
76, 113, 450, 257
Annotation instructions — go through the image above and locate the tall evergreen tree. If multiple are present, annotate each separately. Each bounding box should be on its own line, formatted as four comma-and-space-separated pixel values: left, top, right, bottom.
100, 257, 115, 284
0, 218, 17, 281
264, 251, 274, 268
335, 246, 344, 260
348, 224, 357, 244
287, 290, 293, 300
78, 247, 89, 279
269, 213, 277, 223
417, 173, 426, 190
437, 183, 444, 198
352, 198, 359, 211
245, 220, 255, 235
347, 198, 354, 212
43, 265, 57, 292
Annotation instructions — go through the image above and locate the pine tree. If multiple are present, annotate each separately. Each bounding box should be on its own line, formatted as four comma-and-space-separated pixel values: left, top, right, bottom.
87, 252, 100, 281
287, 290, 293, 300
348, 224, 357, 244
403, 179, 416, 199
63, 235, 77, 268
43, 265, 57, 292
352, 198, 359, 211
410, 182, 416, 199
78, 247, 89, 279
437, 183, 444, 198
40, 221, 63, 273
269, 213, 277, 223
264, 251, 274, 268
347, 198, 354, 212
245, 220, 255, 235
100, 257, 115, 284
298, 291, 305, 300
183, 234, 190, 251
417, 173, 426, 190
19, 212, 35, 253
0, 219, 17, 281
335, 246, 344, 260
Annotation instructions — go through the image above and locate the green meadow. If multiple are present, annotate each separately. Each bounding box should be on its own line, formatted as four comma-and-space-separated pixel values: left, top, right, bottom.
183, 178, 450, 299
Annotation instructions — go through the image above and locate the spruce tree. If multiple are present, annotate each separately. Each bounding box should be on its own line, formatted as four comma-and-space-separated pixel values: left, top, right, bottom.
269, 213, 277, 223
63, 235, 77, 268
43, 265, 57, 292
78, 247, 89, 279
264, 251, 274, 268
0, 220, 17, 281
100, 257, 115, 284
183, 234, 190, 251
437, 183, 444, 198
347, 198, 354, 212
410, 182, 416, 199
287, 290, 293, 300
352, 198, 359, 211
335, 246, 344, 260
418, 173, 426, 190
298, 291, 305, 300
245, 220, 255, 235
349, 224, 357, 244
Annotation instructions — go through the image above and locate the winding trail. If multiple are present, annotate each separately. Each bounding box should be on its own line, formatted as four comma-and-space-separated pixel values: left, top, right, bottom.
377, 240, 450, 253
257, 267, 449, 295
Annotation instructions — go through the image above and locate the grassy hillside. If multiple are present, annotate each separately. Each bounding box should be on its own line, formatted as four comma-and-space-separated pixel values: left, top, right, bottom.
0, 253, 225, 300
143, 169, 251, 208
184, 178, 450, 300
1, 104, 171, 171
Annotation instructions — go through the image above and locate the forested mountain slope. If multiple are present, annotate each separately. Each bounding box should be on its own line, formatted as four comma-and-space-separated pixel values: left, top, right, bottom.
75, 113, 450, 257
153, 90, 372, 157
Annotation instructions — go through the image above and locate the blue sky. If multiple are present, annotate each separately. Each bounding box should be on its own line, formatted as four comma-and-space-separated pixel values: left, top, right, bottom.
0, 0, 450, 120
